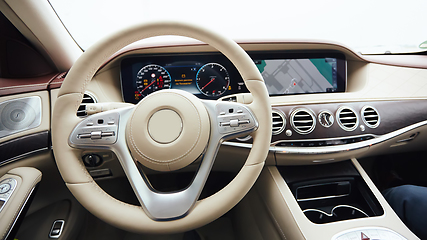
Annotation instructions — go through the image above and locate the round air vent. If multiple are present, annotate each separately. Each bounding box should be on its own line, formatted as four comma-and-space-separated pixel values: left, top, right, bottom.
362, 106, 380, 128
272, 110, 286, 135
77, 92, 97, 117
336, 107, 358, 131
290, 109, 315, 134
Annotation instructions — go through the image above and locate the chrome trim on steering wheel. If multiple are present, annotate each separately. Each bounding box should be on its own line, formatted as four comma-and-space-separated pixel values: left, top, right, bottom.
69, 100, 258, 220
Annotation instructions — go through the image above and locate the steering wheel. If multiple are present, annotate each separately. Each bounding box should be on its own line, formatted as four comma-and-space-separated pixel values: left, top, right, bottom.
51, 21, 271, 234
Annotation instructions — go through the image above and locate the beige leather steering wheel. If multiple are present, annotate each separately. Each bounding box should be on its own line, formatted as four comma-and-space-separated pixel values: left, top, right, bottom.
52, 21, 271, 234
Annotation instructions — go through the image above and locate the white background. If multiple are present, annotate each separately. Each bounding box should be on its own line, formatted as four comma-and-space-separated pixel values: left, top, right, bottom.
49, 0, 427, 54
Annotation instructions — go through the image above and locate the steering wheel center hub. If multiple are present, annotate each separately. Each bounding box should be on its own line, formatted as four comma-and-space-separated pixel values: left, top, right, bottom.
125, 89, 211, 171
148, 109, 182, 144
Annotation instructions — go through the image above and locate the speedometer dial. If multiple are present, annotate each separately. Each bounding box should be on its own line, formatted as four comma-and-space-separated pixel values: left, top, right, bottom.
196, 63, 230, 97
136, 64, 171, 97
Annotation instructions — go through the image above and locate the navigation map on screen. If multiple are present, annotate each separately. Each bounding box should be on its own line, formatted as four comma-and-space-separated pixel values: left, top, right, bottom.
255, 58, 338, 95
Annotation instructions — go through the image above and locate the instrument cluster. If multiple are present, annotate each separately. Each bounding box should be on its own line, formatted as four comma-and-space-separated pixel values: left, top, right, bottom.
120, 53, 248, 103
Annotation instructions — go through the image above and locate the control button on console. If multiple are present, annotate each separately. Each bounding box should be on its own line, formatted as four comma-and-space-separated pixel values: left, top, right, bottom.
49, 220, 65, 238
229, 119, 239, 127
90, 131, 102, 139
220, 122, 231, 127
0, 183, 11, 194
78, 133, 91, 139
82, 154, 102, 167
101, 132, 115, 137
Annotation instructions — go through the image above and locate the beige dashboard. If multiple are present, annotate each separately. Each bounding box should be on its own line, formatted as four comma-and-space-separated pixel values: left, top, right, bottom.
70, 41, 427, 167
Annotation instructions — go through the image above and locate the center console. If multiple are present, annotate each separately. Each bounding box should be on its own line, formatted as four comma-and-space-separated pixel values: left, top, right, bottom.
237, 159, 418, 240
278, 161, 384, 224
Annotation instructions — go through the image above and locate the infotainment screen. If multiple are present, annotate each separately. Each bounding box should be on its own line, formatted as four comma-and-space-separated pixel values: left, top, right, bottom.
120, 52, 346, 103
253, 54, 346, 95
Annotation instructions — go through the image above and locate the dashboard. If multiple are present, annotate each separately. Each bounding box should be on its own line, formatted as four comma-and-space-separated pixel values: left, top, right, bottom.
120, 51, 346, 103
83, 41, 427, 166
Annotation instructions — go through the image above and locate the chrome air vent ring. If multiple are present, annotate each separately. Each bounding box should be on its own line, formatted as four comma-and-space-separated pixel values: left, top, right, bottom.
77, 92, 97, 117
272, 110, 286, 135
361, 106, 380, 128
336, 106, 358, 131
290, 108, 316, 134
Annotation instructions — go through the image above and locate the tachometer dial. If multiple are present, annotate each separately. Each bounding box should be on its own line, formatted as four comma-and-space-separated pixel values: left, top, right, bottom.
196, 63, 230, 97
136, 64, 171, 97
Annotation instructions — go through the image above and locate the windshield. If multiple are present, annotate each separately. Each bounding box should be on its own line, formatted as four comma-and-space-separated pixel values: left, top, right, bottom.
49, 0, 427, 54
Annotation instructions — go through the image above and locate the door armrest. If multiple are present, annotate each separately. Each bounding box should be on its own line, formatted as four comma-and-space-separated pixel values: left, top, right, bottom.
0, 167, 42, 240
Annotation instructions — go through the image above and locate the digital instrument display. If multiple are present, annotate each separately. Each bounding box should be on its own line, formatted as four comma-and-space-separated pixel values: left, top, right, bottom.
121, 54, 248, 103
120, 52, 346, 103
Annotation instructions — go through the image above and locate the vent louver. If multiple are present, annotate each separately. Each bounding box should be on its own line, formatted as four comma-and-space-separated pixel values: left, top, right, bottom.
290, 109, 315, 134
272, 110, 286, 135
362, 106, 380, 128
77, 92, 97, 117
337, 107, 358, 131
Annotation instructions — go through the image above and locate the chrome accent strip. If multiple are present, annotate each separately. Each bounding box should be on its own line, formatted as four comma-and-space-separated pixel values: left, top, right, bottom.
0, 148, 49, 167
297, 194, 349, 202
302, 204, 369, 218
275, 120, 427, 155
296, 181, 350, 202
270, 134, 376, 146
4, 186, 36, 240
222, 141, 275, 151
223, 120, 427, 155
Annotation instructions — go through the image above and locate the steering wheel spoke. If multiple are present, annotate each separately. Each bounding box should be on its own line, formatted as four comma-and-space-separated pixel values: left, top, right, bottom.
69, 107, 133, 149
111, 124, 222, 220
202, 100, 258, 141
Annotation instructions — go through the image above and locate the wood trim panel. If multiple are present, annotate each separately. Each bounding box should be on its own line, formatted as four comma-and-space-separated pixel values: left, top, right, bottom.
0, 73, 58, 96
0, 131, 49, 165
271, 100, 427, 142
